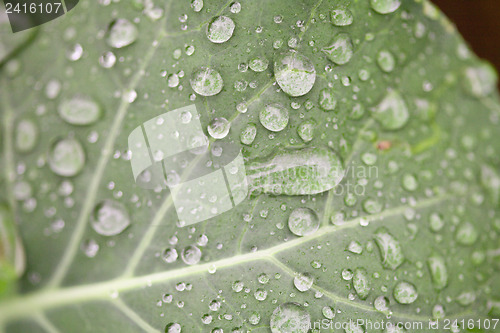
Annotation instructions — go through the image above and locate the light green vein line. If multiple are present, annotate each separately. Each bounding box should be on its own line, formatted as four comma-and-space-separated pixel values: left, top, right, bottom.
34, 313, 62, 333
0, 193, 454, 324
298, 0, 324, 41
1, 82, 17, 212
46, 14, 168, 289
113, 299, 162, 333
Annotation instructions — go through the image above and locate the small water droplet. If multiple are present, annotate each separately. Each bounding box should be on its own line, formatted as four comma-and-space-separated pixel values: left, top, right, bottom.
162, 248, 178, 263
393, 281, 418, 304
318, 88, 337, 111
48, 138, 85, 177
191, 0, 203, 12
288, 208, 319, 236
206, 16, 235, 43
297, 120, 315, 142
427, 254, 448, 290
322, 33, 353, 65
181, 245, 202, 265
259, 103, 289, 132
107, 19, 138, 48
331, 7, 353, 26
15, 119, 38, 153
91, 200, 130, 236
374, 227, 404, 270
294, 272, 314, 292
377, 50, 396, 73
249, 56, 269, 72
353, 268, 370, 300
371, 90, 409, 130
190, 67, 224, 96
240, 123, 257, 145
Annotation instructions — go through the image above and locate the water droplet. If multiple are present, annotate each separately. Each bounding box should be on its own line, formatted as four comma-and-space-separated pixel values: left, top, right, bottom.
190, 67, 224, 96
162, 248, 178, 263
361, 152, 377, 166
240, 123, 257, 145
377, 50, 396, 73
191, 0, 203, 12
58, 96, 101, 126
249, 56, 269, 72
288, 208, 319, 236
372, 90, 409, 130
294, 272, 314, 292
99, 51, 117, 68
331, 7, 353, 26
363, 198, 383, 214
167, 74, 180, 88
342, 268, 353, 280
432, 304, 445, 319
347, 240, 363, 254
206, 16, 235, 43
45, 79, 61, 99
13, 181, 32, 201
165, 322, 182, 333
457, 291, 476, 306
322, 306, 335, 319
322, 33, 353, 65
207, 117, 230, 139
374, 296, 390, 313
274, 50, 316, 97
67, 44, 83, 61
48, 138, 85, 177
429, 213, 445, 232
15, 119, 38, 153
427, 254, 448, 290
345, 321, 365, 333
259, 103, 289, 132
232, 281, 244, 292
480, 164, 500, 206
258, 273, 270, 284
455, 222, 478, 246
254, 289, 267, 301
297, 120, 315, 142
393, 281, 418, 304
370, 0, 401, 14
319, 88, 337, 111
248, 312, 261, 325
402, 173, 418, 191
374, 227, 404, 270
181, 245, 202, 265
463, 62, 497, 97
91, 200, 130, 236
81, 239, 99, 258
107, 19, 138, 48
353, 268, 370, 300
270, 303, 310, 333
230, 2, 241, 14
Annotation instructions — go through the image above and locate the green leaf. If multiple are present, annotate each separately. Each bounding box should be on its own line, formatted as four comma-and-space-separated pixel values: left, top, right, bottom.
1, 0, 500, 332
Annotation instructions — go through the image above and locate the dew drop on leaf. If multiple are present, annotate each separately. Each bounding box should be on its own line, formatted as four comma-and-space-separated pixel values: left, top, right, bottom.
374, 295, 390, 313
207, 117, 230, 139
377, 50, 396, 73
345, 321, 364, 333
48, 138, 85, 177
254, 288, 267, 301
206, 16, 235, 44
463, 62, 497, 97
455, 222, 478, 246
274, 50, 316, 97
259, 103, 289, 132
432, 304, 445, 319
401, 173, 418, 191
342, 268, 353, 280
15, 119, 38, 153
13, 181, 32, 201
429, 212, 445, 232
370, 0, 401, 14
427, 254, 448, 290
373, 227, 404, 270
353, 268, 370, 300
181, 245, 202, 265
288, 208, 319, 236
58, 96, 101, 126
240, 123, 257, 145
363, 198, 383, 214
330, 7, 353, 26
99, 51, 116, 68
107, 19, 138, 48
456, 291, 476, 306
270, 302, 311, 333
322, 33, 353, 65
393, 281, 418, 304
297, 120, 315, 142
190, 67, 224, 96
249, 56, 269, 72
248, 312, 261, 325
191, 0, 203, 12
165, 322, 182, 333
318, 88, 337, 111
162, 248, 178, 263
232, 281, 244, 292
294, 272, 314, 292
81, 239, 99, 258
347, 240, 363, 254
371, 90, 409, 130
321, 306, 335, 319
91, 200, 130, 236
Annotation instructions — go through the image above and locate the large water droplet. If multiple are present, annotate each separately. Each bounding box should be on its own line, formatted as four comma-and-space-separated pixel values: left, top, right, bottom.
15, 119, 38, 153
248, 146, 345, 196
181, 245, 202, 265
58, 96, 101, 126
240, 123, 257, 145
288, 208, 319, 236
91, 200, 130, 236
370, 0, 401, 14
294, 272, 314, 291
107, 19, 138, 48
48, 138, 85, 177
207, 117, 230, 139
206, 16, 235, 43
353, 268, 370, 300
274, 50, 316, 97
322, 33, 353, 65
427, 254, 448, 290
374, 227, 404, 270
190, 67, 224, 96
259, 103, 289, 132
331, 7, 353, 26
270, 302, 310, 333
372, 90, 409, 130
393, 281, 418, 304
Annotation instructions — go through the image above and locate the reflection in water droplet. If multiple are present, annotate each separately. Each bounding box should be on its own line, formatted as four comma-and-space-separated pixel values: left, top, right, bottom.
270, 302, 310, 333
81, 239, 99, 258
190, 67, 224, 96
91, 200, 130, 236
401, 173, 418, 191
48, 138, 85, 177
260, 103, 289, 132
331, 7, 353, 26
372, 90, 409, 130
288, 208, 319, 236
370, 0, 401, 14
107, 19, 138, 48
206, 16, 235, 43
393, 281, 418, 304
429, 213, 444, 232
294, 272, 314, 291
181, 245, 202, 265
374, 296, 390, 314
274, 50, 316, 97
207, 117, 230, 139
322, 33, 353, 65
58, 96, 101, 125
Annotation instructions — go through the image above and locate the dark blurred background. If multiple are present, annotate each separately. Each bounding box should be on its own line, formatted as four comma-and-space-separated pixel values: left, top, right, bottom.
433, 0, 500, 86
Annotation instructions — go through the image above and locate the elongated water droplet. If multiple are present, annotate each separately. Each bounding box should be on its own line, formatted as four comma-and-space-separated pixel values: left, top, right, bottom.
377, 50, 396, 73
206, 16, 235, 43
247, 146, 344, 196
240, 123, 257, 145
91, 200, 130, 236
274, 50, 316, 97
207, 117, 230, 139
402, 173, 418, 191
58, 96, 101, 126
319, 88, 337, 111
294, 272, 314, 291
372, 90, 409, 130
331, 7, 353, 26
322, 33, 353, 65
353, 268, 370, 300
270, 302, 310, 333
48, 138, 85, 177
190, 67, 224, 96
107, 19, 138, 48
297, 120, 315, 143
374, 227, 404, 270
429, 213, 445, 232
455, 222, 478, 246
393, 281, 418, 304
427, 254, 448, 290
370, 0, 401, 14
259, 103, 289, 132
181, 245, 202, 265
288, 208, 319, 237
15, 119, 38, 153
